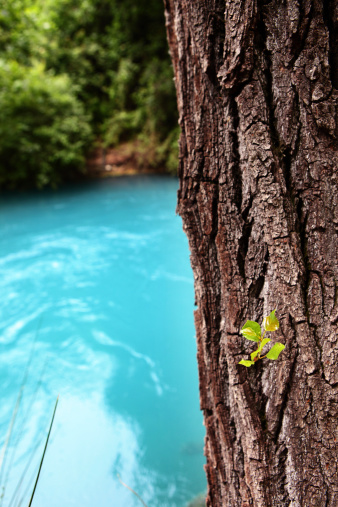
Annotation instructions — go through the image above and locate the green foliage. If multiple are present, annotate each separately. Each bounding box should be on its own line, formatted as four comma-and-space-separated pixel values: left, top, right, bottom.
0, 0, 178, 188
0, 60, 93, 189
0, 0, 54, 64
238, 310, 285, 367
238, 359, 255, 367
266, 342, 285, 360
153, 126, 180, 173
48, 0, 178, 170
262, 309, 279, 331
240, 321, 261, 342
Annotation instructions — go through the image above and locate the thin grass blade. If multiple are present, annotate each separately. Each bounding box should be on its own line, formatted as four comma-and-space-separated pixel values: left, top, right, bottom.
117, 474, 149, 507
27, 395, 59, 507
0, 316, 43, 505
4, 360, 47, 500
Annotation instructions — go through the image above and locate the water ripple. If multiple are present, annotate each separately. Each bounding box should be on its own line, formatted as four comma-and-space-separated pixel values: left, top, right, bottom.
92, 330, 165, 396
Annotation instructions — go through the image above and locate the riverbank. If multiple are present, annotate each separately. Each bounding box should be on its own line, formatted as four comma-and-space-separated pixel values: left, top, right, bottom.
86, 141, 169, 179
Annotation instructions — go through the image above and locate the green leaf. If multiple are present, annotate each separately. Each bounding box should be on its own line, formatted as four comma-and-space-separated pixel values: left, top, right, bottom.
262, 310, 279, 332
238, 359, 255, 367
258, 337, 271, 353
240, 321, 261, 342
250, 338, 271, 361
266, 342, 285, 360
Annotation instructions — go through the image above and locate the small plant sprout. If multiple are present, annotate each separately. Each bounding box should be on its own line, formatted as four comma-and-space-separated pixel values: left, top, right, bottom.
238, 310, 285, 367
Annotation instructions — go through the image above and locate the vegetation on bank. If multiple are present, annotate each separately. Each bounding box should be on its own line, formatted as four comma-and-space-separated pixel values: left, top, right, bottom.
0, 0, 178, 189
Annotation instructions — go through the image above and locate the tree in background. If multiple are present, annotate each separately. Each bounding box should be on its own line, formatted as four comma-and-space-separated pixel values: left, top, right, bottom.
164, 0, 338, 505
0, 0, 178, 188
0, 61, 92, 189
0, 0, 53, 64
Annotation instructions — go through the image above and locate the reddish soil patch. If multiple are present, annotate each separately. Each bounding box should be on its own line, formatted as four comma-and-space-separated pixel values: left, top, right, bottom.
86, 142, 165, 178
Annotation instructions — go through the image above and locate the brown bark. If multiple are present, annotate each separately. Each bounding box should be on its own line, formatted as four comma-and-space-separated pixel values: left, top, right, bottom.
164, 1, 338, 505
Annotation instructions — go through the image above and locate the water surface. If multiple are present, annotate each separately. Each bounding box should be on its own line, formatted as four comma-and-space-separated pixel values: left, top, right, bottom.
0, 176, 205, 507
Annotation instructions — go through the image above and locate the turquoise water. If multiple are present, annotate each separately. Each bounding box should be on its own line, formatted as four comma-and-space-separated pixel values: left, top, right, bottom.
0, 176, 205, 507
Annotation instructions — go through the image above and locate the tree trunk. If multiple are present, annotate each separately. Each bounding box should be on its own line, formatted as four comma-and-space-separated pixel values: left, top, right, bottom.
164, 1, 338, 505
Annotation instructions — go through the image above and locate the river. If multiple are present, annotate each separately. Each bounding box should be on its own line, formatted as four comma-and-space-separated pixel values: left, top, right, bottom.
0, 176, 205, 507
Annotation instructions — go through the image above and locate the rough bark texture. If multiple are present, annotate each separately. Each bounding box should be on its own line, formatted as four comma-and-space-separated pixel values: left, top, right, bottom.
164, 1, 338, 505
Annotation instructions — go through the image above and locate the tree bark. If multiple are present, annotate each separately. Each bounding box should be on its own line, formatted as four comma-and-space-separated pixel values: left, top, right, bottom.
164, 1, 338, 505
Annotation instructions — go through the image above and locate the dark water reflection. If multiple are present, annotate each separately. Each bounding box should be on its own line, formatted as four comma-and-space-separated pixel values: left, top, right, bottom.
0, 176, 205, 507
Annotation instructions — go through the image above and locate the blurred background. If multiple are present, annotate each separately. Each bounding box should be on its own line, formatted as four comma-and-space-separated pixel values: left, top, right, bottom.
0, 2, 206, 507
0, 0, 179, 190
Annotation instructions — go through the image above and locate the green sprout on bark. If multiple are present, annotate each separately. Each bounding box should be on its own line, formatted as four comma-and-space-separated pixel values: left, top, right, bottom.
238, 310, 285, 367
